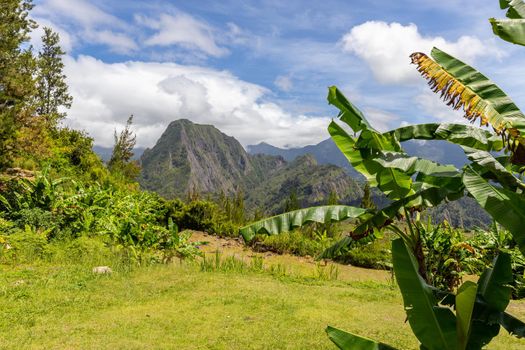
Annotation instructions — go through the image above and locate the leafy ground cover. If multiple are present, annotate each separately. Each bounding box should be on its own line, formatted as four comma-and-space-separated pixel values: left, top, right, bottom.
1, 233, 524, 349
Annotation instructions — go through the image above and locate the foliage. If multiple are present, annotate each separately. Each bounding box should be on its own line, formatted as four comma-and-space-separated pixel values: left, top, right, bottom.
35, 26, 72, 125
329, 240, 525, 350
360, 182, 376, 210
0, 0, 37, 169
108, 115, 140, 182
0, 171, 206, 264
418, 219, 483, 291
469, 223, 525, 299
253, 230, 335, 257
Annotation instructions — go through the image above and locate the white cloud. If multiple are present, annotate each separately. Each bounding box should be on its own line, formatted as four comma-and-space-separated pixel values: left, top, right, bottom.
84, 30, 138, 54
274, 75, 293, 92
139, 13, 229, 57
363, 108, 400, 132
415, 88, 466, 124
33, 0, 137, 54
63, 56, 330, 148
341, 21, 503, 85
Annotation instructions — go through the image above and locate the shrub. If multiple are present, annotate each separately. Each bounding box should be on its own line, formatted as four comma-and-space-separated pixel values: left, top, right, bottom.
341, 241, 392, 269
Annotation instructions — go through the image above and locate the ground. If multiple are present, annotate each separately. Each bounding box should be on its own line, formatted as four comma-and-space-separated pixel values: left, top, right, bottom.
0, 232, 523, 349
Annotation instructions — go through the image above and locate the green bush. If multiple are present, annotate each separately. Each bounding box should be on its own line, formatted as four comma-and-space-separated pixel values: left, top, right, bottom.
257, 230, 335, 257
341, 241, 392, 269
2, 226, 49, 263
173, 200, 217, 232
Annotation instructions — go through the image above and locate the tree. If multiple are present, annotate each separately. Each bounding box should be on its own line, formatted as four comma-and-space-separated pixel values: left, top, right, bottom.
359, 182, 375, 210
0, 0, 37, 169
108, 115, 140, 181
326, 190, 339, 205
35, 27, 72, 126
283, 188, 300, 212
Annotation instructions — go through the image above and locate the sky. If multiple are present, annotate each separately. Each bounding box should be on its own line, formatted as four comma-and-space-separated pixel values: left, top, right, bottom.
29, 0, 525, 149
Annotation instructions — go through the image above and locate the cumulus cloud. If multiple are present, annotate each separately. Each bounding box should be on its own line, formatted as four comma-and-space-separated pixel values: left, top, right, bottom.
63, 56, 330, 148
137, 13, 229, 57
341, 21, 502, 85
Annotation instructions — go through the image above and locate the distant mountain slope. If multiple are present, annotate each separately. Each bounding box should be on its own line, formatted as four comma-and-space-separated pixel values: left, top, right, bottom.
138, 119, 362, 212
247, 138, 469, 171
247, 154, 362, 214
247, 139, 362, 178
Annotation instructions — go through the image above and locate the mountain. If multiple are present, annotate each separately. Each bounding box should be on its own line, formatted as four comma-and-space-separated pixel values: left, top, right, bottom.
139, 119, 362, 213
247, 138, 362, 178
247, 138, 469, 172
247, 154, 363, 213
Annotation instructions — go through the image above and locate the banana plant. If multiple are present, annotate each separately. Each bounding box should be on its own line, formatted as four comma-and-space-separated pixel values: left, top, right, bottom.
327, 240, 525, 350
409, 44, 525, 255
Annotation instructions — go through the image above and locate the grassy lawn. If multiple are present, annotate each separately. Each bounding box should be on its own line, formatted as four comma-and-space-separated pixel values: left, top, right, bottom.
1, 240, 524, 349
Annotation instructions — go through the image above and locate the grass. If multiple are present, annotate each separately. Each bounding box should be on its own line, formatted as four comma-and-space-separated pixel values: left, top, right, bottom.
1, 252, 525, 349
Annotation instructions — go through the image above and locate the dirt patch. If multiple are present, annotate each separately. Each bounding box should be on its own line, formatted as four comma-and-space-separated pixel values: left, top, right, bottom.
189, 231, 392, 283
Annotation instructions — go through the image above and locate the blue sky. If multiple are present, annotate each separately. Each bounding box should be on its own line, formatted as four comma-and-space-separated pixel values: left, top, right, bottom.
30, 0, 525, 148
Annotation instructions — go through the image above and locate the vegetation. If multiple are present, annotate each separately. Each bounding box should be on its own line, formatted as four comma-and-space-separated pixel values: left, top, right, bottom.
35, 26, 72, 125
240, 2, 525, 349
108, 115, 140, 182
3, 1, 525, 349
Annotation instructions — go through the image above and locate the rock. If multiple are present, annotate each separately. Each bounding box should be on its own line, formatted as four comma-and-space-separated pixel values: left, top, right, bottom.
92, 266, 112, 274
12, 279, 25, 286
5, 168, 35, 178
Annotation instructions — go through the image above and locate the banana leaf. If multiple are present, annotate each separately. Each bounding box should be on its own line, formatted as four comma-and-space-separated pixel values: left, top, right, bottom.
325, 326, 398, 350
392, 238, 457, 350
456, 281, 477, 350
411, 47, 525, 163
500, 0, 525, 18
463, 167, 525, 255
239, 205, 367, 242
387, 123, 504, 152
467, 252, 513, 348
490, 18, 525, 45
461, 146, 525, 191
491, 0, 525, 44
328, 121, 462, 201
327, 86, 401, 152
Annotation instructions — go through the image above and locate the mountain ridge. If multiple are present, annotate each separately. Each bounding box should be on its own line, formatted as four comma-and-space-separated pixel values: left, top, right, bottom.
138, 119, 363, 213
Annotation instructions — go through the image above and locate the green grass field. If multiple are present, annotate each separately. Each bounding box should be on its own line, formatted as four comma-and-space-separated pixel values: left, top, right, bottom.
1, 235, 525, 349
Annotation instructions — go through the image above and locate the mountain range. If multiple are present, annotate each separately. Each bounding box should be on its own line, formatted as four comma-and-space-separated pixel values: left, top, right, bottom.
138, 119, 363, 213
247, 138, 469, 171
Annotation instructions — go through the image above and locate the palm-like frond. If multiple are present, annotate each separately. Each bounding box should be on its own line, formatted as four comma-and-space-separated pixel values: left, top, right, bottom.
410, 47, 525, 164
